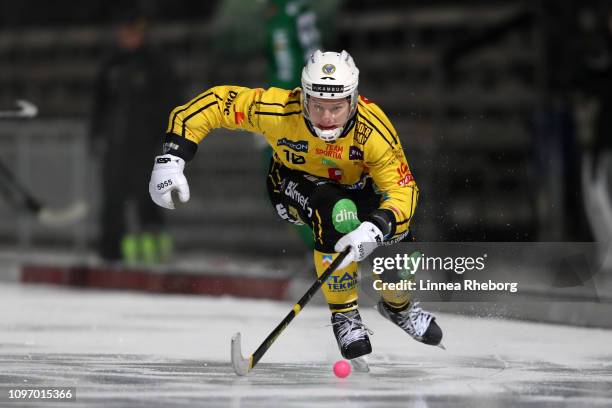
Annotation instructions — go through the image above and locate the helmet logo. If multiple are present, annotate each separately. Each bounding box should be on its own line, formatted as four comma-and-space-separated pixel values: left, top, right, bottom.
312, 84, 344, 93
322, 64, 336, 75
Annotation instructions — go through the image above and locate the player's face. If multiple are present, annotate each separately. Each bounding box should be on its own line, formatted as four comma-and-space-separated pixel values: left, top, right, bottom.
307, 96, 351, 130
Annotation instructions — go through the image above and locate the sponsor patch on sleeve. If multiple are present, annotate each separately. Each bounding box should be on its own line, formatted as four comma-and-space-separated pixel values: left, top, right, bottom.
235, 111, 245, 124
396, 163, 414, 186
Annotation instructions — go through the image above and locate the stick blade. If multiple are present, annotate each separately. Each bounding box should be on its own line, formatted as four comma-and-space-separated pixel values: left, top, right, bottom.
231, 332, 252, 376
38, 201, 88, 227
16, 100, 38, 118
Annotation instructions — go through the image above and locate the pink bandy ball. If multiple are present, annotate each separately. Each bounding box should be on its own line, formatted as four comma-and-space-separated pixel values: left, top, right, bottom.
333, 359, 352, 378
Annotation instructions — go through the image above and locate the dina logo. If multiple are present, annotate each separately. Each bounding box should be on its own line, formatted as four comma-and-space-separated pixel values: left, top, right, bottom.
335, 209, 358, 223
332, 199, 360, 233
322, 64, 336, 75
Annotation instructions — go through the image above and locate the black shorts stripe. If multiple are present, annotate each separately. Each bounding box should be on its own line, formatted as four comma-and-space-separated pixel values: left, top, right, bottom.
359, 102, 398, 145
170, 92, 218, 135
267, 174, 280, 193
255, 110, 302, 116
407, 187, 418, 221
313, 210, 323, 245
181, 101, 218, 138
357, 113, 394, 148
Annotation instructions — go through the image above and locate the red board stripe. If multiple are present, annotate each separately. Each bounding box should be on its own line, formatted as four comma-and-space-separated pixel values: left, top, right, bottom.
21, 265, 289, 300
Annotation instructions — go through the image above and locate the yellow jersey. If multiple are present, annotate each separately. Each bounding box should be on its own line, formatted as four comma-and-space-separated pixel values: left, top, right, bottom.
166, 86, 419, 238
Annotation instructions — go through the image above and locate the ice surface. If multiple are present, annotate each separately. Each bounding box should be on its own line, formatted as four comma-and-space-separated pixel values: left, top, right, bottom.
0, 283, 611, 407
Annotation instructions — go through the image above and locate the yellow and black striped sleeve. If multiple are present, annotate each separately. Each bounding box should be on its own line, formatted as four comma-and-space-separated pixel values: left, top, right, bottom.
162, 86, 301, 160
361, 103, 419, 238
166, 85, 266, 143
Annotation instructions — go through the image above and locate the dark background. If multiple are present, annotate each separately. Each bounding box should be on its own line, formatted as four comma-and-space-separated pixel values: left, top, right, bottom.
1, 0, 611, 257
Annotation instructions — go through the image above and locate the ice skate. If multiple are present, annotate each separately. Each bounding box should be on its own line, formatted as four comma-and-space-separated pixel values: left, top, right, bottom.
376, 300, 444, 348
330, 309, 372, 359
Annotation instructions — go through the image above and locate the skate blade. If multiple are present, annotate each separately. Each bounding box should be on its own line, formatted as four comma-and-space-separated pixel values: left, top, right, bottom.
437, 342, 446, 350
350, 356, 370, 373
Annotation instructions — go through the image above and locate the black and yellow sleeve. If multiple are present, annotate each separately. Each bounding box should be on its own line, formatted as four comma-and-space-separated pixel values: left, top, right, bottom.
360, 102, 419, 239
162, 86, 266, 160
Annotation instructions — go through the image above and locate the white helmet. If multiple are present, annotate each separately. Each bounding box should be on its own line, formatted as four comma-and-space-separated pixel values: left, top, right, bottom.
301, 50, 359, 142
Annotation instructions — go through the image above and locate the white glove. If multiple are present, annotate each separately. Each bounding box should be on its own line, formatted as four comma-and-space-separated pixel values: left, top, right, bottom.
334, 221, 384, 270
149, 154, 190, 210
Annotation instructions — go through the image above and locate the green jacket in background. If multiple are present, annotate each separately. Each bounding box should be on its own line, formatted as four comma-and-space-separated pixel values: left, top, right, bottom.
266, 0, 322, 88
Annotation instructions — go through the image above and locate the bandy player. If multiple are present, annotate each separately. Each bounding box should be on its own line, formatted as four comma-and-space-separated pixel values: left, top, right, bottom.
149, 50, 443, 360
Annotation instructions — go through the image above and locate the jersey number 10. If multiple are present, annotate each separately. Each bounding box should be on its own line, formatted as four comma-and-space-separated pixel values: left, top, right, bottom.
283, 149, 306, 165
